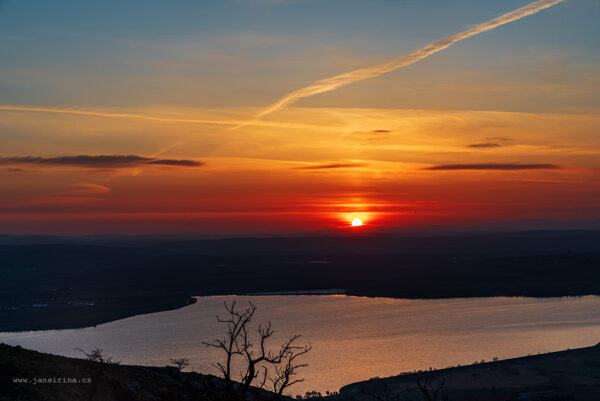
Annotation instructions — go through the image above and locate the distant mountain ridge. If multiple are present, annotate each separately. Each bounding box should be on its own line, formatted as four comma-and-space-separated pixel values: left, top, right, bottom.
1, 219, 599, 244
2, 229, 600, 331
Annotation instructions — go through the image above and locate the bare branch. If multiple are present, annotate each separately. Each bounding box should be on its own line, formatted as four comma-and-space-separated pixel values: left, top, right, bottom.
416, 375, 448, 401
75, 347, 120, 365
169, 357, 190, 372
202, 300, 310, 399
202, 300, 257, 390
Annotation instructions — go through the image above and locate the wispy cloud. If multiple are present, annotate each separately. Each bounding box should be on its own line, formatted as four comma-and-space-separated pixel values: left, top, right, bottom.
246, 0, 565, 123
293, 162, 367, 170
0, 105, 238, 125
0, 155, 204, 168
425, 163, 561, 171
58, 182, 111, 196
0, 105, 331, 131
469, 143, 502, 148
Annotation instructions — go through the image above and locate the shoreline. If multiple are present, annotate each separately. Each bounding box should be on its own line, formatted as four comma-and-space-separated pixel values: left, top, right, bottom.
240, 288, 347, 296
3, 231, 600, 332
0, 295, 197, 333
3, 291, 599, 333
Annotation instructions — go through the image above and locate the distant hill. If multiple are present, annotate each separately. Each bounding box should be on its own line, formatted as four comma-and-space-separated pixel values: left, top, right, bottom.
1, 230, 600, 331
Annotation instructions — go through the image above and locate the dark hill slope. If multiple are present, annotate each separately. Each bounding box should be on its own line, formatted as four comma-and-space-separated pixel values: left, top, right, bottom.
0, 344, 288, 401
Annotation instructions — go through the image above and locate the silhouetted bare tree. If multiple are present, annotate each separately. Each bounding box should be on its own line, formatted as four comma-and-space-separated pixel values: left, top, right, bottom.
202, 300, 256, 392
360, 380, 413, 401
269, 336, 311, 398
203, 300, 311, 399
75, 347, 120, 365
169, 357, 190, 372
416, 375, 448, 401
360, 374, 448, 401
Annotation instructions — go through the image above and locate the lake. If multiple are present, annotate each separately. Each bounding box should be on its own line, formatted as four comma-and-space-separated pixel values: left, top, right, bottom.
3, 295, 600, 395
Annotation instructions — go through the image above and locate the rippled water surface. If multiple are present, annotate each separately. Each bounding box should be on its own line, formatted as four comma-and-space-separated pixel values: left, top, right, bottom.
3, 295, 600, 395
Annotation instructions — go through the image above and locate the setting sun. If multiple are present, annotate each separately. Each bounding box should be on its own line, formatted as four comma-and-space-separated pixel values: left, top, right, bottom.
351, 218, 364, 227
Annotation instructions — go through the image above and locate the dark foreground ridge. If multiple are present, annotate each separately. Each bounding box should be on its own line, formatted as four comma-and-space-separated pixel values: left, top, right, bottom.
3, 343, 600, 400
342, 342, 600, 400
0, 343, 292, 401
2, 230, 600, 331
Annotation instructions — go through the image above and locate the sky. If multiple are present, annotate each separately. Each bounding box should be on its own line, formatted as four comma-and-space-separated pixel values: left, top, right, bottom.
1, 0, 599, 235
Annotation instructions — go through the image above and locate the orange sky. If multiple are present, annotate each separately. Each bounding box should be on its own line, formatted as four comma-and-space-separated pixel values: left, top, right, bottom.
1, 1, 599, 235
1, 106, 599, 234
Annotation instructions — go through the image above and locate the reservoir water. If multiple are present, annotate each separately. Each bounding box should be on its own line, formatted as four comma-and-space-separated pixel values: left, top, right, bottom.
3, 295, 600, 395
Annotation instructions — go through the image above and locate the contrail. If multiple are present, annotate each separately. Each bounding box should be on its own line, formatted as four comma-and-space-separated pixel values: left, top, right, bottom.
0, 105, 326, 131
0, 105, 239, 125
247, 0, 565, 124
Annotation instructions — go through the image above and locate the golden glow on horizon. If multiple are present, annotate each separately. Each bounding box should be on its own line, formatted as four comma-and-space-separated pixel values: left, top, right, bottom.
351, 218, 364, 227
2, 106, 600, 234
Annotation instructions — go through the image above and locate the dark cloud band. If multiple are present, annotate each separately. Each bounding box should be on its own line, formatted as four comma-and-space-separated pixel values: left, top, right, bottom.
425, 163, 560, 171
469, 143, 502, 148
294, 163, 367, 170
0, 155, 204, 168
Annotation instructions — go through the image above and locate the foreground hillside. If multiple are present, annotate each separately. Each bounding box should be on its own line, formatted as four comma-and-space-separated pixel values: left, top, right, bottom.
0, 344, 288, 401
342, 342, 600, 400
3, 343, 600, 400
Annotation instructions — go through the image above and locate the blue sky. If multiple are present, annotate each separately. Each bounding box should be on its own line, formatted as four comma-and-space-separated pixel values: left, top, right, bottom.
1, 0, 599, 111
